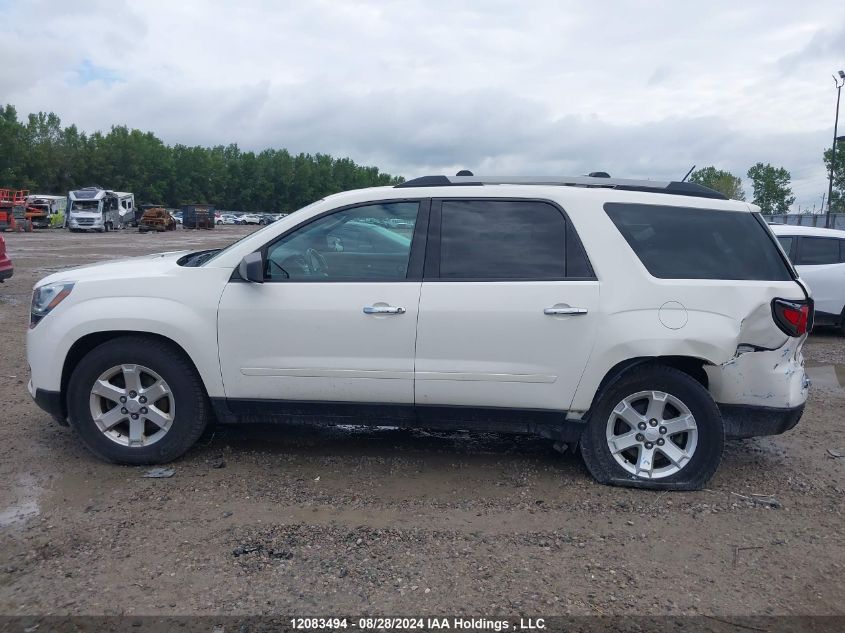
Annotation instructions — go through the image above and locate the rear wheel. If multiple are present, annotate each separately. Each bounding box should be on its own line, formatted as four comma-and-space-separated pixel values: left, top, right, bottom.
67, 336, 209, 464
580, 365, 724, 490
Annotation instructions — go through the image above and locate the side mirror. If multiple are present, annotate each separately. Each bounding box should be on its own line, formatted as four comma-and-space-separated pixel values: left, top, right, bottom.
238, 252, 265, 283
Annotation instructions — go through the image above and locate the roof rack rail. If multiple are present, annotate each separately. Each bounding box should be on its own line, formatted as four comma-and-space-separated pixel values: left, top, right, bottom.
394, 175, 728, 200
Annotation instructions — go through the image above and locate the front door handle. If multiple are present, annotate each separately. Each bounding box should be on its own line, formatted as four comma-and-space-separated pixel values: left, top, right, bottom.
544, 307, 588, 316
364, 305, 406, 315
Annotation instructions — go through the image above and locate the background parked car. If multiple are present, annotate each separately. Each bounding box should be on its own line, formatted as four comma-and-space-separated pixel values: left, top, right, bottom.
771, 224, 845, 332
0, 234, 12, 281
240, 213, 261, 225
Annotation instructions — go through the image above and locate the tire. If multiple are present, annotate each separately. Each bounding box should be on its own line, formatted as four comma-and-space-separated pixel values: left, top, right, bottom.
67, 336, 210, 464
580, 364, 724, 490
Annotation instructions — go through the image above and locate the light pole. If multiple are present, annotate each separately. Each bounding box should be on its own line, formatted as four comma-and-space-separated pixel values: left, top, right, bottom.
826, 70, 845, 228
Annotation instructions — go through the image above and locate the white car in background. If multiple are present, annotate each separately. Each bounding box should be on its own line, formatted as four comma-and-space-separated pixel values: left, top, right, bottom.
240, 213, 262, 225
770, 224, 845, 332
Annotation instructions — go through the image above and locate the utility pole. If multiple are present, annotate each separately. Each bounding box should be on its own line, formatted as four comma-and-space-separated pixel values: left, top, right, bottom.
826, 71, 845, 228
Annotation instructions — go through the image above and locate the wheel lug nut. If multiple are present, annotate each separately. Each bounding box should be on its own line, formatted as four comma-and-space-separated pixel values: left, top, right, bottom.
129, 391, 137, 398
131, 413, 139, 420
637, 422, 647, 430
649, 419, 658, 427
120, 407, 128, 414
657, 438, 665, 446
659, 426, 667, 435
140, 407, 148, 414
644, 442, 654, 449
119, 396, 127, 403
139, 396, 147, 404
636, 433, 644, 442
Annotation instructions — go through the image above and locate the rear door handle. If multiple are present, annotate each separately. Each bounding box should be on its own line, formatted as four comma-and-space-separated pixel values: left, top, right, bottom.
544, 307, 588, 316
364, 306, 406, 315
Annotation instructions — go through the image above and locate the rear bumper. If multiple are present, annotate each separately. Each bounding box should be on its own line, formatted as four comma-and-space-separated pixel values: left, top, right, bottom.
0, 265, 12, 281
705, 337, 808, 410
719, 403, 804, 439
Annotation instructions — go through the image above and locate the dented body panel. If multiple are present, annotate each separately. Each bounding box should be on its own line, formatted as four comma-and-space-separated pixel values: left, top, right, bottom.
706, 336, 808, 408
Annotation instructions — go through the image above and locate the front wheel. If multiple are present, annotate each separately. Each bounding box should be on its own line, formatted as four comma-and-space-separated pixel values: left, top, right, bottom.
67, 336, 210, 464
580, 365, 724, 490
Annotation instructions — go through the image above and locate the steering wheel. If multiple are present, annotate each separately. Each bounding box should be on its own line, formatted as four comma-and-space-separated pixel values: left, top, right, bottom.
304, 248, 328, 276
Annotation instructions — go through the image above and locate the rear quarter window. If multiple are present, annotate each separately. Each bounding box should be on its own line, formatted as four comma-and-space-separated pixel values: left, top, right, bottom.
604, 203, 792, 281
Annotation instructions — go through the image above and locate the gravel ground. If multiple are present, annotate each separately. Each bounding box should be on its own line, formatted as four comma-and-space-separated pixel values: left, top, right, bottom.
0, 227, 843, 617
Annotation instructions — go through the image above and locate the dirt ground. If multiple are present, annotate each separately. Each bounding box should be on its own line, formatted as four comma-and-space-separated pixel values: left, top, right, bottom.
0, 227, 843, 618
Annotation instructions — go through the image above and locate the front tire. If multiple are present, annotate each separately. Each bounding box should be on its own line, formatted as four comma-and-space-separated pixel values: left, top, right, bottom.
67, 336, 209, 464
580, 365, 724, 490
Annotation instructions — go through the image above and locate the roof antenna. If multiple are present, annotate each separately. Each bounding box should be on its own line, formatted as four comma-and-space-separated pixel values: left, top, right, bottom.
456, 170, 474, 176
587, 171, 610, 178
681, 165, 696, 182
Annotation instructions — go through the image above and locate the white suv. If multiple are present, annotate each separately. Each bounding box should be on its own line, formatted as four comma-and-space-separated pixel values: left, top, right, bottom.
26, 175, 812, 489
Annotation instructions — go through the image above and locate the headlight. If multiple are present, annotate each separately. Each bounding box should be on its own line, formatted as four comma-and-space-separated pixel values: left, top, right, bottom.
30, 282, 75, 328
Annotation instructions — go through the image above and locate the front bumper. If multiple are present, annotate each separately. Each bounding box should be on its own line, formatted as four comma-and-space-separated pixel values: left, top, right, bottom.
68, 220, 104, 230
719, 403, 804, 439
28, 379, 67, 425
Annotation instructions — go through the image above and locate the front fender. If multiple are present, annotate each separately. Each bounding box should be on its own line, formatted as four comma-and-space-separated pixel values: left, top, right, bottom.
29, 296, 225, 397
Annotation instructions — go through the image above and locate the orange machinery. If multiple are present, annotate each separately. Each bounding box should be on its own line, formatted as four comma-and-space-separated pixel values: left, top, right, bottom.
0, 189, 33, 232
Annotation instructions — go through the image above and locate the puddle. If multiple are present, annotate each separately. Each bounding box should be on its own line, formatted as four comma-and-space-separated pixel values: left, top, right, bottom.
0, 473, 42, 529
805, 363, 845, 391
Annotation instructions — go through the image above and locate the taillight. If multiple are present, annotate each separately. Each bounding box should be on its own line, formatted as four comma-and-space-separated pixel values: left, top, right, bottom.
772, 298, 813, 337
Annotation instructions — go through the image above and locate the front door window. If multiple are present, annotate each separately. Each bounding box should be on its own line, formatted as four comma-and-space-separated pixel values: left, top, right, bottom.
265, 202, 419, 281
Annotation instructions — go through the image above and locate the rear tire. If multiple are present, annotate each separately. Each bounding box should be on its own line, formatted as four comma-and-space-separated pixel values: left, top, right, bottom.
67, 336, 209, 464
580, 365, 724, 490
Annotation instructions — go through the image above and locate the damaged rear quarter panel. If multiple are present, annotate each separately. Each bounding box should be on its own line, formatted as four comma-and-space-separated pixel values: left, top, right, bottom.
569, 260, 808, 412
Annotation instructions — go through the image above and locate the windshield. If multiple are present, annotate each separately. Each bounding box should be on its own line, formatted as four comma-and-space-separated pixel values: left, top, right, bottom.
71, 200, 101, 211
202, 199, 325, 265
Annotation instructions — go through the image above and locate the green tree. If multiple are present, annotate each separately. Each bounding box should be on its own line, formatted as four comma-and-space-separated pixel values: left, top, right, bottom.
689, 166, 745, 200
823, 146, 845, 213
746, 163, 795, 215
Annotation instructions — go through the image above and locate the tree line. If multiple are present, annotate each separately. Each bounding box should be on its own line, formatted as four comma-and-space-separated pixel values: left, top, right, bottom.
0, 104, 402, 212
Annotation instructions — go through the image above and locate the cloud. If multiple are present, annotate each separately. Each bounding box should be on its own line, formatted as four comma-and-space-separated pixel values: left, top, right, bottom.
1, 0, 843, 209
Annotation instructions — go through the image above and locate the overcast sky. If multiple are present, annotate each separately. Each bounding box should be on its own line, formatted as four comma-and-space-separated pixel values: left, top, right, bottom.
2, 0, 844, 209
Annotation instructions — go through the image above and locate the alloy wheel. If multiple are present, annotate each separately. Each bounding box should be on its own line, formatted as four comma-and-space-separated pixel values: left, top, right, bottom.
605, 390, 698, 479
88, 364, 175, 447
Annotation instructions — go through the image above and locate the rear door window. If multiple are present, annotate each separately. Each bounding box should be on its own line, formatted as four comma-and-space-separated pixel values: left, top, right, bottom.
604, 203, 792, 281
796, 237, 844, 265
436, 199, 592, 280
